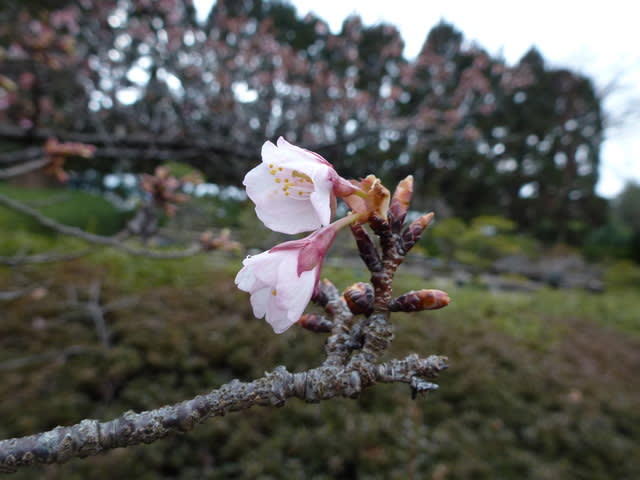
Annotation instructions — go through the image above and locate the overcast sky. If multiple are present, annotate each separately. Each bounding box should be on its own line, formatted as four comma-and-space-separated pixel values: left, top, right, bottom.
195, 0, 639, 198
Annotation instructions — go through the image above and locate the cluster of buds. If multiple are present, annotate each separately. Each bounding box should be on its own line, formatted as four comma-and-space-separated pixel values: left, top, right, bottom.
43, 137, 96, 183
339, 280, 450, 316
199, 229, 242, 253
139, 166, 193, 216
235, 137, 451, 334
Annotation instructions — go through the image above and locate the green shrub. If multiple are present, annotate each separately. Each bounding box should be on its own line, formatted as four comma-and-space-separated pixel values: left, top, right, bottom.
431, 215, 539, 269
605, 260, 640, 290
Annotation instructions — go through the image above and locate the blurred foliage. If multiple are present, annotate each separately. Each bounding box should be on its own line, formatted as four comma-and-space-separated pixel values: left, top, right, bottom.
583, 221, 633, 261
0, 239, 638, 479
614, 182, 640, 232
605, 260, 640, 291
429, 215, 539, 269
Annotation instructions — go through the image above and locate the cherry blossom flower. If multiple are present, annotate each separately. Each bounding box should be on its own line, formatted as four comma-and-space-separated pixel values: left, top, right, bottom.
243, 137, 356, 234
235, 214, 359, 333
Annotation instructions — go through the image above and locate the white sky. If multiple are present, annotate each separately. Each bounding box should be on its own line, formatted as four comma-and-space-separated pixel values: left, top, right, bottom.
194, 0, 640, 198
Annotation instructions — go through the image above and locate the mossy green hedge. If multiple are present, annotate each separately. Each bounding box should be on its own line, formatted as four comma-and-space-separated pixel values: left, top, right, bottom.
0, 247, 638, 479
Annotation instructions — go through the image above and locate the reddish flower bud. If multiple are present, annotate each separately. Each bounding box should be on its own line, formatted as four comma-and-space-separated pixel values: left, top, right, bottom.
401, 212, 434, 253
389, 289, 450, 312
388, 175, 413, 232
343, 282, 374, 315
297, 313, 333, 333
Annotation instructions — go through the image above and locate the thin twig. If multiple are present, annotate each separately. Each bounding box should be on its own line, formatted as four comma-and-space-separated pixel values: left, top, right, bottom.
0, 157, 51, 179
0, 250, 92, 266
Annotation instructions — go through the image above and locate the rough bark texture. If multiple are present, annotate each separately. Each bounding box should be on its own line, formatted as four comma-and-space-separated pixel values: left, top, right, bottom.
0, 353, 447, 472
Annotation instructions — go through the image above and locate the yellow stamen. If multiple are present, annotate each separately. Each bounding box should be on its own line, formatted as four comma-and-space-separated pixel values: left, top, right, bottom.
271, 289, 277, 296
275, 178, 281, 183
292, 170, 313, 183
270, 169, 277, 175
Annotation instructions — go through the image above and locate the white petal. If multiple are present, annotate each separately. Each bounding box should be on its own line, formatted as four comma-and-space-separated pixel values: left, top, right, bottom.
251, 251, 286, 286
235, 265, 257, 292
275, 261, 316, 321
309, 168, 333, 226
265, 296, 294, 333
255, 201, 322, 234
250, 286, 270, 319
275, 137, 325, 165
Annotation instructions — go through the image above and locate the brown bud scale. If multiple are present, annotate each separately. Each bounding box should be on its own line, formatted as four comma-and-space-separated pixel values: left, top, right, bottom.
297, 313, 333, 333
350, 223, 382, 272
343, 282, 374, 315
389, 289, 450, 312
401, 212, 434, 253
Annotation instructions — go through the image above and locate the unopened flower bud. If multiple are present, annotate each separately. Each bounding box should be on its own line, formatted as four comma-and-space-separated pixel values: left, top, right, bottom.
389, 289, 450, 312
297, 313, 333, 333
401, 212, 434, 253
343, 282, 374, 315
388, 175, 413, 232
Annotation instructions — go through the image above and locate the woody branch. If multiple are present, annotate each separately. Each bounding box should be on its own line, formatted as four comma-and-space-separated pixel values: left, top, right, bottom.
0, 149, 450, 473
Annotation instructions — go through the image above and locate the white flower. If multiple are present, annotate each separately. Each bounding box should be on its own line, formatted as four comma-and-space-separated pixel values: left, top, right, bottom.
243, 137, 354, 234
234, 217, 357, 333
235, 248, 319, 334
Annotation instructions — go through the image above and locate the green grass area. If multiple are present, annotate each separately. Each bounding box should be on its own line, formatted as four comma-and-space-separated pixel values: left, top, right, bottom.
0, 182, 130, 237
1, 197, 639, 479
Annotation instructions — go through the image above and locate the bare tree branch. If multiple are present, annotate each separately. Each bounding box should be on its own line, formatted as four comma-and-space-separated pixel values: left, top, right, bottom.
0, 148, 45, 165
0, 354, 447, 472
0, 157, 51, 179
0, 249, 92, 266
0, 124, 255, 160
0, 175, 449, 473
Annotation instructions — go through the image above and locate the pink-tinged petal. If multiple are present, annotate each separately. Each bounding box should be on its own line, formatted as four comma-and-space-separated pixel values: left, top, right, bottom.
263, 140, 323, 171
250, 251, 285, 286
275, 137, 331, 166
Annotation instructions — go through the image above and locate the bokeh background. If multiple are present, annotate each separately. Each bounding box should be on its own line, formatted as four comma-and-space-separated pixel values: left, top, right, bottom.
1, 1, 639, 478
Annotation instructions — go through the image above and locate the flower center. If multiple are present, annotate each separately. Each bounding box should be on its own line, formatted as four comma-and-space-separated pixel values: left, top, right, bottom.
268, 164, 314, 199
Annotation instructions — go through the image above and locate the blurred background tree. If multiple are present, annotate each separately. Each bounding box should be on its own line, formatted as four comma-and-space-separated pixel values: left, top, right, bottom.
0, 0, 616, 247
